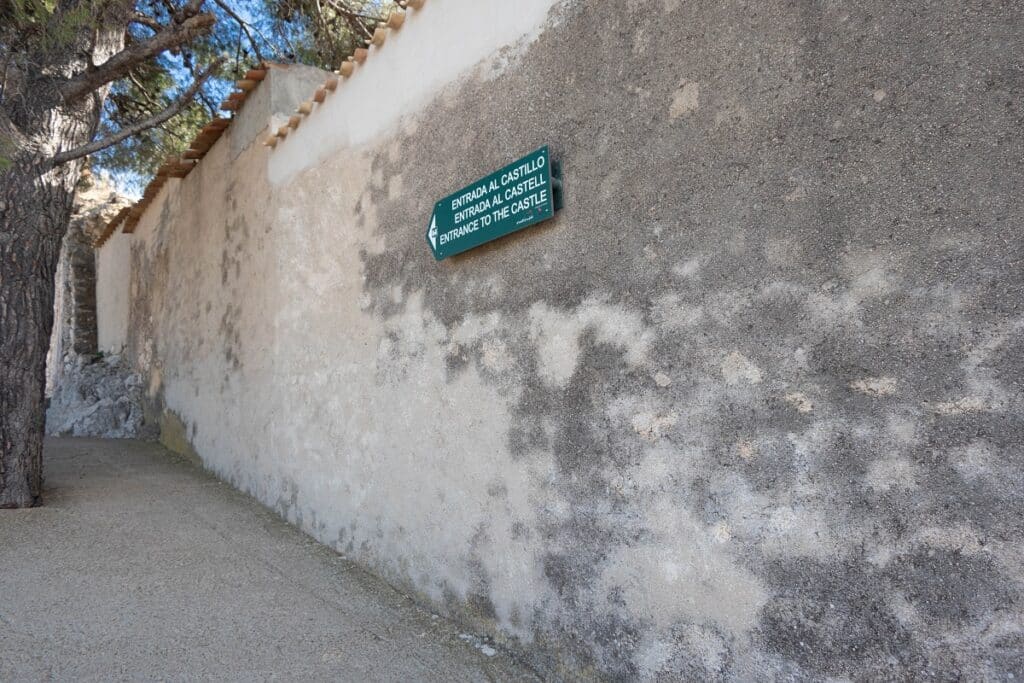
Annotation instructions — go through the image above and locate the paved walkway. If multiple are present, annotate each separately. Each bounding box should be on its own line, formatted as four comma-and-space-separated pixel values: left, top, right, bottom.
0, 438, 538, 682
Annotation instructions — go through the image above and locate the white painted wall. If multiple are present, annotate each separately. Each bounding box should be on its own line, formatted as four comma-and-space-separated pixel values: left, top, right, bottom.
96, 232, 131, 353
90, 1, 1024, 679
269, 0, 560, 184
93, 0, 568, 651
94, 0, 762, 675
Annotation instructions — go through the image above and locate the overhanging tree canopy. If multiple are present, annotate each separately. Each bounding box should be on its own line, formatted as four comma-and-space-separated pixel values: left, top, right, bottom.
82, 0, 396, 181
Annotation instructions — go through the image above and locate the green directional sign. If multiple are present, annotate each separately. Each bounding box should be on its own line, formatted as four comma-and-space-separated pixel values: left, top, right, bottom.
426, 146, 561, 260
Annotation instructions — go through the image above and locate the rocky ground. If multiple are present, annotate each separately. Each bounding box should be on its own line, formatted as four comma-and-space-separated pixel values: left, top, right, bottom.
45, 353, 154, 438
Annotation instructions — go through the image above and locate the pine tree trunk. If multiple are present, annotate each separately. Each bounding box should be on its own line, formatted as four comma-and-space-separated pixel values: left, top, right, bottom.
0, 17, 124, 506
0, 153, 78, 507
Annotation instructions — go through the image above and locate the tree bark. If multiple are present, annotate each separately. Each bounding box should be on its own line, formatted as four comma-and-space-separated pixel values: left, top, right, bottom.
0, 153, 78, 507
0, 21, 125, 508
0, 2, 216, 506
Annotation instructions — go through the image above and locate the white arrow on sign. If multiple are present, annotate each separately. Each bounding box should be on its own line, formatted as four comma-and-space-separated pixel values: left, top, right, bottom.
428, 214, 438, 250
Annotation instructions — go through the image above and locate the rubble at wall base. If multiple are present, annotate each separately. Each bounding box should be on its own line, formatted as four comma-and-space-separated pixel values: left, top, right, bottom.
46, 354, 156, 439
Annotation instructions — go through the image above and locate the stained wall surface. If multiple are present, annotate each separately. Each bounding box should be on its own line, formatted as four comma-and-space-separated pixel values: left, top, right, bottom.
96, 231, 131, 353
97, 1, 1024, 679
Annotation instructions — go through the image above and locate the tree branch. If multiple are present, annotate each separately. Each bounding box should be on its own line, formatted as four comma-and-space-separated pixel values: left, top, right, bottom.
324, 0, 375, 39
211, 0, 266, 63
59, 12, 216, 104
51, 58, 222, 166
129, 13, 164, 32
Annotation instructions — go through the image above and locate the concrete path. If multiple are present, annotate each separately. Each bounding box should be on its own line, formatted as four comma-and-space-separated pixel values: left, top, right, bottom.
0, 438, 538, 682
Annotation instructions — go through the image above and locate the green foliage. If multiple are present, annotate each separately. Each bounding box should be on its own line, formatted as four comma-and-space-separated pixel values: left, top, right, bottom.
265, 0, 395, 69
93, 0, 399, 185
2, 0, 398, 185
90, 1, 258, 183
1, 0, 97, 52
93, 90, 212, 181
92, 40, 229, 184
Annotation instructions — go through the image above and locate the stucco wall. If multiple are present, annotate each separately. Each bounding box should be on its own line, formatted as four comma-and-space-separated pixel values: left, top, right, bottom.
97, 1, 1024, 679
96, 231, 131, 353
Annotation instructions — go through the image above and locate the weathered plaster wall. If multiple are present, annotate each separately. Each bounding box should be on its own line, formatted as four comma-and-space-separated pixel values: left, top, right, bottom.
268, 0, 560, 184
96, 231, 131, 353
98, 1, 1024, 679
230, 63, 327, 159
